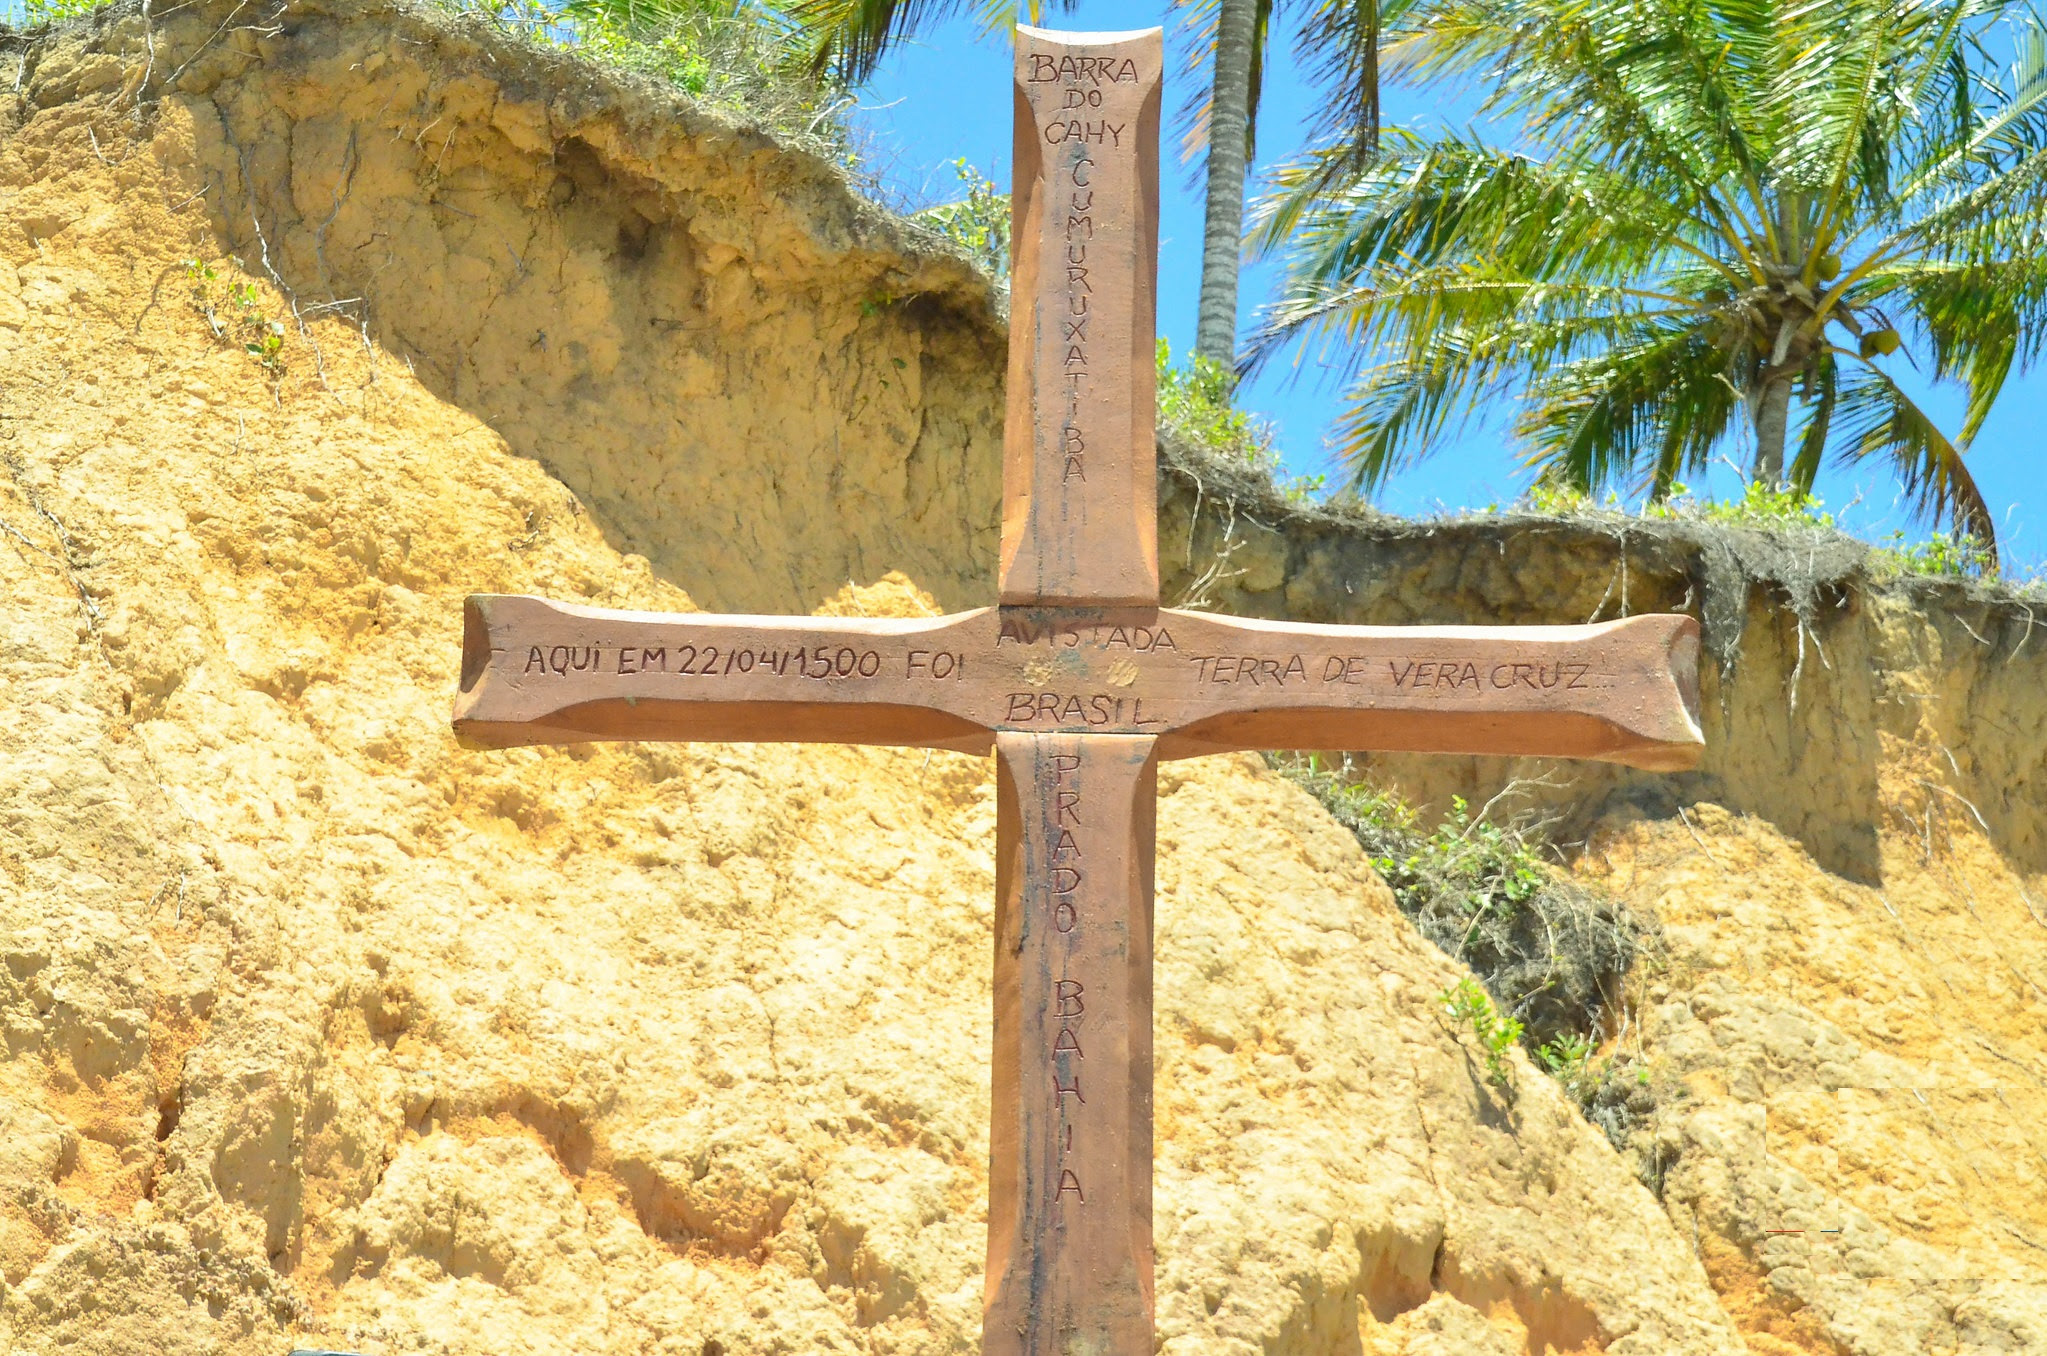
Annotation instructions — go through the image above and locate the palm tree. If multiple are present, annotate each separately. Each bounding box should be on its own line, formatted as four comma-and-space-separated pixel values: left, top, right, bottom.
1248, 0, 2047, 560
795, 0, 1383, 373
793, 0, 1062, 87
1193, 0, 1264, 366
1183, 0, 1384, 368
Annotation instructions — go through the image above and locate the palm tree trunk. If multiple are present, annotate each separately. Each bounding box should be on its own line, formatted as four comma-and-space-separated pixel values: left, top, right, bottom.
1752, 374, 1792, 486
1194, 0, 1258, 370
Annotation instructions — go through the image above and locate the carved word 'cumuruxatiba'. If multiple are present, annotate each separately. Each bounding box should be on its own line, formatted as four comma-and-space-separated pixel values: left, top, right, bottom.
1056, 119, 1100, 482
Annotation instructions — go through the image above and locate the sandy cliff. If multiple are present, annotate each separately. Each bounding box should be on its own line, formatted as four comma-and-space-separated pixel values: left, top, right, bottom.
0, 3, 2042, 1353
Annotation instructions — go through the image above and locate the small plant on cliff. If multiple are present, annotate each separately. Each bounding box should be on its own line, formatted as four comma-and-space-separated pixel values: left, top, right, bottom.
1158, 340, 1325, 501
1641, 480, 1838, 533
185, 259, 287, 382
1535, 1030, 1597, 1099
1871, 528, 1998, 579
1522, 464, 1845, 534
1159, 338, 1271, 463
1285, 754, 1676, 1173
20, 0, 104, 22
1440, 977, 1522, 1088
1376, 793, 1548, 921
448, 0, 858, 165
1513, 476, 2010, 580
912, 159, 1010, 282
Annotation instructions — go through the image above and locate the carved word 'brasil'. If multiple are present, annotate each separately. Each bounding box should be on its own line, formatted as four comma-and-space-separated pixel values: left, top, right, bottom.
1004, 692, 1167, 727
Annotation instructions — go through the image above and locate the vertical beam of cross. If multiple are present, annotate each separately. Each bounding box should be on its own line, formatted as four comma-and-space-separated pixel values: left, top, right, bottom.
988, 27, 1166, 1356
1002, 27, 1163, 608
987, 734, 1158, 1353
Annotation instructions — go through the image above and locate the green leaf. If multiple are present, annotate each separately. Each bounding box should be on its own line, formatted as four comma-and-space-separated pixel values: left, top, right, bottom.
1247, 0, 2040, 567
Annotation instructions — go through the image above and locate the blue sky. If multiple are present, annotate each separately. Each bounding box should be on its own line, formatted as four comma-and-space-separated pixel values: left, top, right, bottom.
854, 0, 2044, 572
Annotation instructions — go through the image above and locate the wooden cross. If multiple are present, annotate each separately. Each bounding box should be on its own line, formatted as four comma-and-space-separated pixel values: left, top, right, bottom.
452, 26, 1703, 1355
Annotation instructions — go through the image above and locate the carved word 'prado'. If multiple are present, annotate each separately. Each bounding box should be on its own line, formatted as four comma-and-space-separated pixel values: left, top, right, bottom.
1046, 750, 1089, 1205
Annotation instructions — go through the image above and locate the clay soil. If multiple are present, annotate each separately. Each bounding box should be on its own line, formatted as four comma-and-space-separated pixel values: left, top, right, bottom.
1, 3, 2043, 1353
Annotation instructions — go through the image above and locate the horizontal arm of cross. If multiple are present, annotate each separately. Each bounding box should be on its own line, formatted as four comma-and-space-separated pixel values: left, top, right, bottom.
456, 595, 1703, 770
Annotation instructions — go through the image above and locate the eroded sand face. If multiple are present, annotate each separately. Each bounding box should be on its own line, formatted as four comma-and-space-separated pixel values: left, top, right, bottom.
1, 5, 2043, 1353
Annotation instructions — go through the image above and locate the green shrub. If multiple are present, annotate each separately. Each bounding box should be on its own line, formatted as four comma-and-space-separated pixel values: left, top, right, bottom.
1439, 977, 1522, 1088
1272, 753, 1640, 1053
185, 259, 287, 380
1534, 1030, 1597, 1099
1523, 477, 1838, 530
1647, 479, 1839, 531
1275, 754, 1679, 1157
22, 0, 101, 20
911, 159, 1010, 281
1157, 340, 1324, 501
1870, 529, 1997, 579
1516, 478, 2003, 580
443, 0, 857, 166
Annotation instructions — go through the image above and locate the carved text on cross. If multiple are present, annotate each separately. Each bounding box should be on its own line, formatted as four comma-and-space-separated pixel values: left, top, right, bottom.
453, 26, 1702, 1356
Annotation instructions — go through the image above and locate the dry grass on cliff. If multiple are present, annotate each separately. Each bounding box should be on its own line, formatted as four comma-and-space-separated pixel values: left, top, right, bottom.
1162, 432, 2043, 689
431, 0, 863, 168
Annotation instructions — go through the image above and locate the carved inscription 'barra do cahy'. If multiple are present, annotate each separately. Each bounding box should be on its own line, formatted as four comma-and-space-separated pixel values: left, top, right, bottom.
453, 25, 1704, 1356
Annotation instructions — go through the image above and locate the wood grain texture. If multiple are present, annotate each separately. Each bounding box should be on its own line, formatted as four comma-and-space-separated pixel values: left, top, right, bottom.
455, 595, 1704, 771
1000, 27, 1162, 607
987, 733, 1157, 1356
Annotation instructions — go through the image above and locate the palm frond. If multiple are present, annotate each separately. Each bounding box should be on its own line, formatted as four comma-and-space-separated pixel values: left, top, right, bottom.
792, 0, 1044, 81
1894, 6, 2047, 207
1250, 133, 1708, 288
1883, 252, 2047, 442
1298, 0, 1387, 169
1789, 349, 1837, 493
1832, 359, 1999, 553
1324, 346, 1494, 494
1517, 321, 1736, 494
1385, 0, 1780, 261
